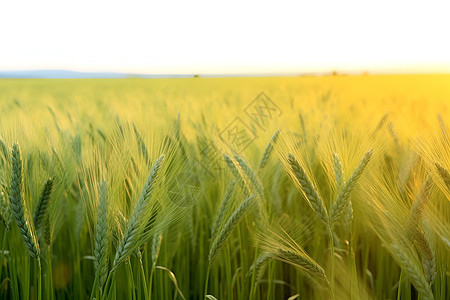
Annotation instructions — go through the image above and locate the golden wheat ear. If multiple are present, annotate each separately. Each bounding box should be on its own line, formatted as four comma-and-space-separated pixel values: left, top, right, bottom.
435, 163, 450, 190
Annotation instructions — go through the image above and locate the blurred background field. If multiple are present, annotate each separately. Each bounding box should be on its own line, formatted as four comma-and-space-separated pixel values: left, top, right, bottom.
1, 74, 449, 147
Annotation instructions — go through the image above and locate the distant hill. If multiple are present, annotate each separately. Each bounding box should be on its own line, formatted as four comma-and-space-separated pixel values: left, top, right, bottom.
0, 70, 193, 79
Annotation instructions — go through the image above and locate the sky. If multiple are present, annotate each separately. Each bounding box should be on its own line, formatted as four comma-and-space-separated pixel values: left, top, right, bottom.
1, 0, 450, 74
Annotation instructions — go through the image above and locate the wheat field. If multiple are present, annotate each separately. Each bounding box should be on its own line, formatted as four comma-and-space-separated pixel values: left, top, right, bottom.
0, 75, 448, 299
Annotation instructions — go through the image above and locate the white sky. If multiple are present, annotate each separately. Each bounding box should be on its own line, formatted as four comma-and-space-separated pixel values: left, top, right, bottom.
1, 0, 450, 74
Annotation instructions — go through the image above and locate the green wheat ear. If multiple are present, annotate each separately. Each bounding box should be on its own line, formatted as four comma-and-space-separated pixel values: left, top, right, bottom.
33, 178, 54, 233
259, 130, 279, 169
332, 153, 344, 189
275, 248, 328, 281
246, 252, 273, 281
209, 194, 255, 264
330, 149, 373, 224
234, 156, 264, 198
132, 122, 150, 164
287, 153, 328, 224
9, 143, 40, 258
112, 154, 165, 270
151, 232, 163, 268
211, 180, 236, 237
0, 192, 11, 230
391, 244, 434, 300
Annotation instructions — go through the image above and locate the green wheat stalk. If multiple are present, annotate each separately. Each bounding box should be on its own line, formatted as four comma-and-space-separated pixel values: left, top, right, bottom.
330, 149, 373, 224
391, 244, 434, 300
9, 143, 40, 258
275, 249, 328, 282
112, 154, 165, 270
332, 153, 344, 189
209, 194, 255, 263
259, 130, 279, 169
287, 153, 328, 224
33, 178, 54, 233
211, 180, 236, 237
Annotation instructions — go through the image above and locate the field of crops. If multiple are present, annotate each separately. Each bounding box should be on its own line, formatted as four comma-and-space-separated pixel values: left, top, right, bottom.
0, 75, 448, 299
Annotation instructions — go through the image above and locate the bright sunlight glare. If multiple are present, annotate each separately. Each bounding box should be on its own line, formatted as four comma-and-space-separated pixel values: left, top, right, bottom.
1, 0, 450, 74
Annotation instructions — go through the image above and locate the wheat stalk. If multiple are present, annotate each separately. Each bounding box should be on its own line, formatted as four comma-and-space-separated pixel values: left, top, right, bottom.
151, 232, 163, 268
435, 163, 450, 190
287, 153, 328, 224
342, 200, 353, 236
259, 130, 279, 169
423, 255, 436, 285
372, 112, 389, 135
224, 155, 253, 198
388, 122, 399, 148
132, 122, 150, 164
211, 180, 236, 237
0, 137, 9, 166
406, 177, 432, 237
246, 252, 273, 281
43, 214, 51, 246
0, 192, 11, 230
0, 137, 7, 155
437, 113, 449, 143
234, 156, 264, 199
275, 249, 328, 282
332, 153, 344, 189
391, 244, 434, 300
406, 177, 436, 285
209, 194, 255, 263
112, 154, 164, 270
9, 143, 40, 258
94, 181, 109, 292
422, 221, 437, 285
223, 155, 241, 181
33, 178, 54, 233
330, 149, 373, 224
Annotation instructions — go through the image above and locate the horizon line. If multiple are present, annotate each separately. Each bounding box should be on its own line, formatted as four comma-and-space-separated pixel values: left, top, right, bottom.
1, 68, 450, 79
